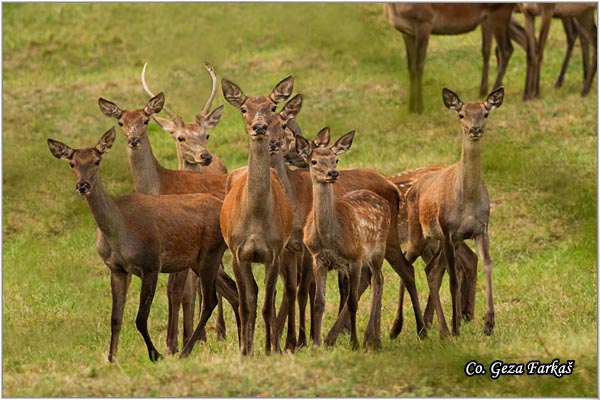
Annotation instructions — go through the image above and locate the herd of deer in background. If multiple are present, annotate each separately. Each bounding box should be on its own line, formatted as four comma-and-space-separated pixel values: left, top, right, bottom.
46, 3, 596, 362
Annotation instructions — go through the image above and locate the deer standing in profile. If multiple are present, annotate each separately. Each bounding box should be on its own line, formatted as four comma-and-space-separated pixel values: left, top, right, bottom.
140, 62, 229, 352
98, 92, 240, 357
404, 87, 504, 337
297, 129, 390, 350
47, 128, 228, 362
520, 3, 597, 100
220, 75, 294, 355
384, 3, 518, 113
389, 167, 479, 332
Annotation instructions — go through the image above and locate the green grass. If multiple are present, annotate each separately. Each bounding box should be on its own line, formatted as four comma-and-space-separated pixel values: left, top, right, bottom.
3, 3, 597, 397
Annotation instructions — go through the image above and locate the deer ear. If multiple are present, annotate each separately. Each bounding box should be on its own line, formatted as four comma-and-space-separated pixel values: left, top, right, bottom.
270, 75, 294, 103
222, 78, 248, 108
314, 127, 330, 148
199, 104, 224, 129
484, 86, 504, 110
442, 88, 463, 111
98, 98, 122, 119
96, 127, 117, 155
153, 116, 178, 133
47, 138, 75, 160
295, 135, 312, 160
279, 94, 303, 121
332, 130, 356, 155
144, 92, 165, 115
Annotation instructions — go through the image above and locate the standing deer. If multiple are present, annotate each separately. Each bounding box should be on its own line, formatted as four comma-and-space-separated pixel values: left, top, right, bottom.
140, 62, 229, 351
384, 3, 517, 113
520, 3, 597, 100
220, 75, 294, 355
389, 167, 479, 332
98, 92, 240, 356
404, 87, 504, 337
298, 129, 390, 350
47, 128, 228, 362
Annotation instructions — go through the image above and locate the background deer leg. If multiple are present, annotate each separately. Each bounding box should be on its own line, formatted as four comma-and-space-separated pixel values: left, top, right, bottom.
166, 271, 186, 354
441, 238, 462, 336
458, 243, 478, 321
346, 263, 361, 351
297, 249, 312, 348
491, 14, 514, 92
479, 20, 492, 97
523, 11, 538, 100
215, 265, 241, 345
476, 230, 495, 335
136, 269, 162, 362
363, 258, 384, 350
231, 256, 254, 355
263, 257, 282, 354
108, 269, 131, 363
423, 249, 450, 337
402, 28, 429, 114
533, 10, 555, 98
576, 11, 597, 96
311, 261, 328, 347
182, 272, 199, 346
556, 18, 578, 88
279, 250, 297, 352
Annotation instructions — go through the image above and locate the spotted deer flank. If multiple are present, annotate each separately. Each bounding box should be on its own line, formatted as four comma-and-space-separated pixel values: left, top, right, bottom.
298, 128, 390, 350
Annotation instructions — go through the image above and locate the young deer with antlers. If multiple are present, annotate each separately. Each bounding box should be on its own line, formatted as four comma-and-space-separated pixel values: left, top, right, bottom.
47, 128, 228, 362
220, 75, 294, 355
404, 87, 504, 337
140, 62, 230, 351
297, 129, 390, 350
98, 92, 240, 356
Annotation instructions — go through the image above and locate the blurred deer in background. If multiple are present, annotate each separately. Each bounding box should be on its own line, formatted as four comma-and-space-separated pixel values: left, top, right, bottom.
384, 3, 518, 113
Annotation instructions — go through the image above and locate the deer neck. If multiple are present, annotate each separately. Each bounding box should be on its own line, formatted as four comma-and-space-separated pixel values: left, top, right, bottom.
311, 180, 338, 246
270, 150, 294, 200
458, 135, 484, 202
84, 175, 126, 242
244, 138, 273, 216
127, 137, 162, 195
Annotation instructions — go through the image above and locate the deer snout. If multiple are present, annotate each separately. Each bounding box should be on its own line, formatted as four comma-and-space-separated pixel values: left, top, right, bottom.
252, 123, 268, 136
469, 126, 483, 138
199, 152, 212, 166
128, 136, 142, 148
268, 138, 281, 153
327, 170, 339, 181
76, 181, 91, 195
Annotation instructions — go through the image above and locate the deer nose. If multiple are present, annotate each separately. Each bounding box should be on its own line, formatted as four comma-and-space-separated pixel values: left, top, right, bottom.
200, 153, 212, 165
327, 170, 339, 180
269, 139, 280, 152
128, 136, 142, 148
252, 123, 268, 136
469, 127, 483, 136
76, 181, 91, 195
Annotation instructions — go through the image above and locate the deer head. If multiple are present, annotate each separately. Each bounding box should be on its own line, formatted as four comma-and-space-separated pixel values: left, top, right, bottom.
296, 128, 356, 183
222, 75, 294, 140
47, 127, 116, 196
98, 93, 164, 149
442, 86, 504, 140
267, 93, 303, 155
141, 63, 225, 166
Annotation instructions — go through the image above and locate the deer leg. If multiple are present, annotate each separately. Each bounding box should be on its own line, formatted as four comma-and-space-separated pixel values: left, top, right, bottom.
392, 280, 405, 337
533, 10, 554, 98
523, 11, 538, 100
457, 243, 478, 321
182, 271, 199, 346
180, 257, 220, 358
263, 257, 282, 354
491, 13, 514, 92
364, 258, 384, 350
421, 244, 439, 328
279, 250, 297, 352
423, 249, 450, 337
231, 256, 255, 355
136, 269, 162, 362
442, 238, 462, 336
402, 29, 429, 114
476, 231, 495, 336
215, 262, 227, 341
108, 269, 131, 363
312, 260, 328, 347
166, 271, 185, 355
576, 12, 597, 97
480, 20, 493, 97
347, 263, 361, 351
215, 265, 240, 345
297, 249, 312, 348
556, 18, 578, 88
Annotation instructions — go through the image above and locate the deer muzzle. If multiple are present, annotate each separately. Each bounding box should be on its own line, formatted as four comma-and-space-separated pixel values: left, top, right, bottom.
469, 127, 483, 139
252, 123, 268, 137
326, 170, 339, 182
128, 136, 142, 148
76, 181, 91, 196
198, 152, 213, 166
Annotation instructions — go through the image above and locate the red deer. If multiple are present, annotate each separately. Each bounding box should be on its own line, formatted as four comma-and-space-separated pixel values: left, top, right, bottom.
220, 75, 294, 355
47, 128, 227, 362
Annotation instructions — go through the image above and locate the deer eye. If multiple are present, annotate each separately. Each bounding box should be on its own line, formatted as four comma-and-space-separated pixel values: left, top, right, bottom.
271, 106, 277, 112
484, 113, 489, 118
335, 160, 339, 164
144, 119, 149, 125
69, 162, 74, 168
282, 124, 287, 129
241, 107, 247, 114
311, 160, 317, 165
95, 160, 101, 166
177, 137, 185, 142
118, 122, 124, 127
459, 114, 465, 119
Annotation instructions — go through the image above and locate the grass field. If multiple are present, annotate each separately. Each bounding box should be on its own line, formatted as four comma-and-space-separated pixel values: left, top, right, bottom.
2, 3, 597, 397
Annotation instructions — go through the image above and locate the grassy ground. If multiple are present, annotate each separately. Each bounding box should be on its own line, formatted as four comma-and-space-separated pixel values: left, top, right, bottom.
2, 3, 597, 397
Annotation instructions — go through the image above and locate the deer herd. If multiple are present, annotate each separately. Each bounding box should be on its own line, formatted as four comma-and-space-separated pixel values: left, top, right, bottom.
47, 3, 595, 363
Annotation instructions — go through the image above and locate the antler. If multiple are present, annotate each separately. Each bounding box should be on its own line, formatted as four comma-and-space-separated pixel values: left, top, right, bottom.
198, 62, 218, 119
141, 63, 183, 126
